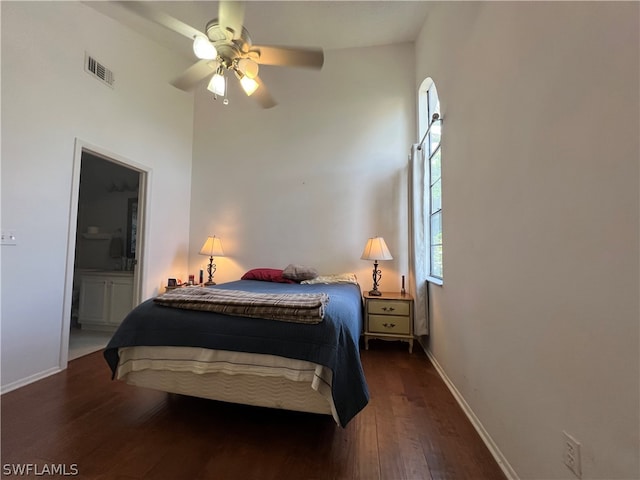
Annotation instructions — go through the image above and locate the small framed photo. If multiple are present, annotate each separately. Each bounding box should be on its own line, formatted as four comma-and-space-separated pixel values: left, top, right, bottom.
167, 278, 177, 287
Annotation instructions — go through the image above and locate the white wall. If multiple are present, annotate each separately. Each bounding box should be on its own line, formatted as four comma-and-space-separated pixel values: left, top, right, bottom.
1, 2, 194, 390
416, 2, 639, 478
189, 44, 415, 290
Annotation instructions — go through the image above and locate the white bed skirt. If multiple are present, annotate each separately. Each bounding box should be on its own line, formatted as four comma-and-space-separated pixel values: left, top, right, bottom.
116, 346, 339, 423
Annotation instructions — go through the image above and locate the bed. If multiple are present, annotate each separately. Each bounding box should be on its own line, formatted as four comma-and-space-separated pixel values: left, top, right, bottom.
103, 278, 369, 427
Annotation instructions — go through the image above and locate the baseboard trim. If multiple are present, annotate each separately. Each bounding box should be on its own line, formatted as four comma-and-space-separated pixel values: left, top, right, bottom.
1, 366, 61, 395
423, 345, 519, 480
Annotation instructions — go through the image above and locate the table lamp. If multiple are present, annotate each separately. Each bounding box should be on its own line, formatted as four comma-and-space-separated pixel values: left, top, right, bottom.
361, 237, 393, 296
199, 235, 225, 285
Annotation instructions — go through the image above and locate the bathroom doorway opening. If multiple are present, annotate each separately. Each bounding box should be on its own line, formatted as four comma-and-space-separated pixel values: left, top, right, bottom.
61, 140, 149, 366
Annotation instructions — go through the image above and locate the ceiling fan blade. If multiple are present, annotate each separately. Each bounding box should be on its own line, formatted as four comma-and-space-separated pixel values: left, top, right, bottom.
115, 1, 204, 40
252, 46, 324, 69
218, 1, 245, 40
171, 60, 218, 91
252, 76, 277, 109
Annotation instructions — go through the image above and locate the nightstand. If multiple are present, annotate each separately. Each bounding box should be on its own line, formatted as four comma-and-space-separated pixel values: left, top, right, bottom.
363, 292, 414, 353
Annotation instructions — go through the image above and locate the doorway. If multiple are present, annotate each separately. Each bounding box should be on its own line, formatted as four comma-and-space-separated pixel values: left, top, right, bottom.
60, 140, 148, 366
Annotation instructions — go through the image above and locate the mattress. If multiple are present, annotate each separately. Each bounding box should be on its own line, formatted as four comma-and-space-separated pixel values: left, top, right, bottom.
105, 280, 369, 426
116, 346, 339, 422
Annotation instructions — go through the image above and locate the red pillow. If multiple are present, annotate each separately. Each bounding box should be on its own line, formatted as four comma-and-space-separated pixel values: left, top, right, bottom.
241, 268, 295, 283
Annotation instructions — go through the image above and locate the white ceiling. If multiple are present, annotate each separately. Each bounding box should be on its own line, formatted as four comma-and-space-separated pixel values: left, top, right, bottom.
86, 1, 431, 60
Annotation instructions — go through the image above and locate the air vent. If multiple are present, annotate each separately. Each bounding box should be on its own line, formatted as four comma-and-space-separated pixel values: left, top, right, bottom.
84, 53, 115, 88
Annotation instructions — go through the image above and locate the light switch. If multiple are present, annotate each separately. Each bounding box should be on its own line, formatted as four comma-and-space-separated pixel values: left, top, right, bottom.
1, 231, 17, 246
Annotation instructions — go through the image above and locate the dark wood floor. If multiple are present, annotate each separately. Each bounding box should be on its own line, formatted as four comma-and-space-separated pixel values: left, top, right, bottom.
1, 341, 505, 480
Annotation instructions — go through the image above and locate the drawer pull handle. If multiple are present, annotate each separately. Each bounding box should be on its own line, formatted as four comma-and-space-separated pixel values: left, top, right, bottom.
382, 307, 395, 312
382, 323, 396, 328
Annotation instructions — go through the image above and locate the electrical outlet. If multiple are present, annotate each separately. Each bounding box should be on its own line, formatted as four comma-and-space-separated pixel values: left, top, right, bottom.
1, 230, 17, 246
563, 431, 582, 478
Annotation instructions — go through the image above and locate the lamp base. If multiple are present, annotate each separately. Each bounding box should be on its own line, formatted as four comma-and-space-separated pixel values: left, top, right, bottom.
204, 281, 216, 286
367, 261, 383, 297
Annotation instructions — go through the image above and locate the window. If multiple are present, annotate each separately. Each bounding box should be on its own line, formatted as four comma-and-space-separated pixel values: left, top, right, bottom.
420, 79, 442, 281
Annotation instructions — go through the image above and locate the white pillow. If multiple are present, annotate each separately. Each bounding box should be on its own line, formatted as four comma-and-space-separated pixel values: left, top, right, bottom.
301, 273, 358, 285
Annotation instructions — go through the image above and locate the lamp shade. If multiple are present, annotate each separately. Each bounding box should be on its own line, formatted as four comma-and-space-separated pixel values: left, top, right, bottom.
240, 75, 259, 96
207, 73, 226, 96
361, 237, 393, 261
237, 58, 259, 79
193, 35, 217, 60
199, 236, 225, 257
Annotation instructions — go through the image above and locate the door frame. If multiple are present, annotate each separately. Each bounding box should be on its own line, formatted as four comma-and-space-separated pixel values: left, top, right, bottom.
59, 138, 151, 368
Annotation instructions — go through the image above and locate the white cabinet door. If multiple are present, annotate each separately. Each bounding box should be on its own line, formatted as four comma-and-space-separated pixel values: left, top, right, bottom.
78, 277, 108, 324
78, 273, 133, 330
108, 277, 134, 326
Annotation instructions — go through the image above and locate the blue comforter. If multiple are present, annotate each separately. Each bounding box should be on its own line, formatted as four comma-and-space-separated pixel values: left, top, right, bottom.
104, 280, 369, 427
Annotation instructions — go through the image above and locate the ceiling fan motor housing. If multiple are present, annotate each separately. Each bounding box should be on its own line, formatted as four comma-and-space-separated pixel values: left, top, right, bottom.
205, 19, 253, 61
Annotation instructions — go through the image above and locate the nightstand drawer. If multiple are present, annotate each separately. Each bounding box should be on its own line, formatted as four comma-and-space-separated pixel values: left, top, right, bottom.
368, 315, 411, 335
367, 299, 410, 316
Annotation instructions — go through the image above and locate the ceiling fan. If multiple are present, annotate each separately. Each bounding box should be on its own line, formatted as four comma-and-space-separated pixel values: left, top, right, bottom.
118, 1, 324, 108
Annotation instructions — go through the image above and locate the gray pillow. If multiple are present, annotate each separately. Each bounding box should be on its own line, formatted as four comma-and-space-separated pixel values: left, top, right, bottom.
282, 264, 318, 282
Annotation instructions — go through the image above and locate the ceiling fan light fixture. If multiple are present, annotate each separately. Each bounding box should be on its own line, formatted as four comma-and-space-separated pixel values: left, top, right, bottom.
237, 58, 259, 79
193, 35, 217, 60
131, 1, 323, 108
207, 71, 226, 96
240, 75, 259, 96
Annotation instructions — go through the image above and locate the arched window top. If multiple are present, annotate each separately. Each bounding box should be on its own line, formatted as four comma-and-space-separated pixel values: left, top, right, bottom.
418, 77, 440, 141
